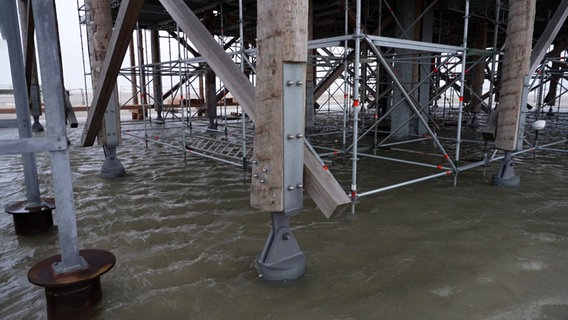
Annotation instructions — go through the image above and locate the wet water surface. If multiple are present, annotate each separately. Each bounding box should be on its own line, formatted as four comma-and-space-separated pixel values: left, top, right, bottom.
1, 117, 568, 320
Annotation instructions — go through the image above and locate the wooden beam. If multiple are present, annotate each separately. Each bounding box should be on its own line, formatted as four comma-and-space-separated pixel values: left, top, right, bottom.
495, 0, 536, 151
80, 0, 144, 147
159, 0, 350, 217
529, 0, 568, 76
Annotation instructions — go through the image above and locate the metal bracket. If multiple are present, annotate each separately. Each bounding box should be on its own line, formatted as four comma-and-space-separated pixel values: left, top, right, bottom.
516, 75, 531, 151
491, 151, 520, 187
256, 213, 305, 281
282, 62, 305, 212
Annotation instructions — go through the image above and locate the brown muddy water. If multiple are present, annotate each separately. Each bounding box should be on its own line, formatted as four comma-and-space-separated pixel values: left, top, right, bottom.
1, 113, 568, 320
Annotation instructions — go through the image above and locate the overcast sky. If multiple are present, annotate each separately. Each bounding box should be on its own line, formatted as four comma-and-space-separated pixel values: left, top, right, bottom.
0, 0, 89, 90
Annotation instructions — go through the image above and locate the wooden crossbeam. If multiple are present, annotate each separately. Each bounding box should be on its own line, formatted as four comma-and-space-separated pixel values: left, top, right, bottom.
81, 0, 144, 147
529, 0, 568, 76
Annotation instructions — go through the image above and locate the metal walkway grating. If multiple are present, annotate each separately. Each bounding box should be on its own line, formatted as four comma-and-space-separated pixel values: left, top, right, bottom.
186, 135, 253, 164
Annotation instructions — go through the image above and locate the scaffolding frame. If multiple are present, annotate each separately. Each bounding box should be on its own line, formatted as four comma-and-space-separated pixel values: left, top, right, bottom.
75, 0, 568, 203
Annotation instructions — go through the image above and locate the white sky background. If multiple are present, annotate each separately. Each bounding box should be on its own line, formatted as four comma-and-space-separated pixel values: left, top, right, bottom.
0, 0, 88, 90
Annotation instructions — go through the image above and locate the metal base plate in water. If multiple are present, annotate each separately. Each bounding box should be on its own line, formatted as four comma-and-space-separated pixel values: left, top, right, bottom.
28, 249, 116, 320
5, 198, 55, 235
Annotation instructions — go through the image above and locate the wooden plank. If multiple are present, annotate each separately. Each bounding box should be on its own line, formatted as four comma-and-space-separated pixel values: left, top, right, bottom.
529, 0, 568, 75
304, 144, 349, 218
159, 0, 350, 216
495, 0, 536, 151
80, 0, 143, 147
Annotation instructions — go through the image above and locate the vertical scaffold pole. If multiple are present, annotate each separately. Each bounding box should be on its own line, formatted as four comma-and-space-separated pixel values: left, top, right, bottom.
351, 0, 362, 199
137, 24, 149, 148
455, 0, 469, 179
342, 0, 349, 150
175, 24, 188, 163
76, 0, 91, 107
239, 0, 248, 169
31, 0, 87, 274
487, 0, 501, 119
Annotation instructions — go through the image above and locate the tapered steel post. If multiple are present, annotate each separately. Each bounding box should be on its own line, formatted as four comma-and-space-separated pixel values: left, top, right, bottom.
1, 0, 41, 210
31, 0, 86, 274
0, 0, 54, 235
1, 0, 55, 236
27, 1, 115, 318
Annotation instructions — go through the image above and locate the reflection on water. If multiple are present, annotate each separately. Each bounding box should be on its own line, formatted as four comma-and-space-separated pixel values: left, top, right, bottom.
1, 117, 568, 320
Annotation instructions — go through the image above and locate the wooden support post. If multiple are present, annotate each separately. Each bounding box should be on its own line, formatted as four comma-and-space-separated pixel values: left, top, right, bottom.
205, 67, 217, 129
305, 0, 315, 128
85, 0, 125, 178
81, 0, 143, 147
494, 0, 536, 151
253, 0, 309, 280
250, 0, 308, 212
